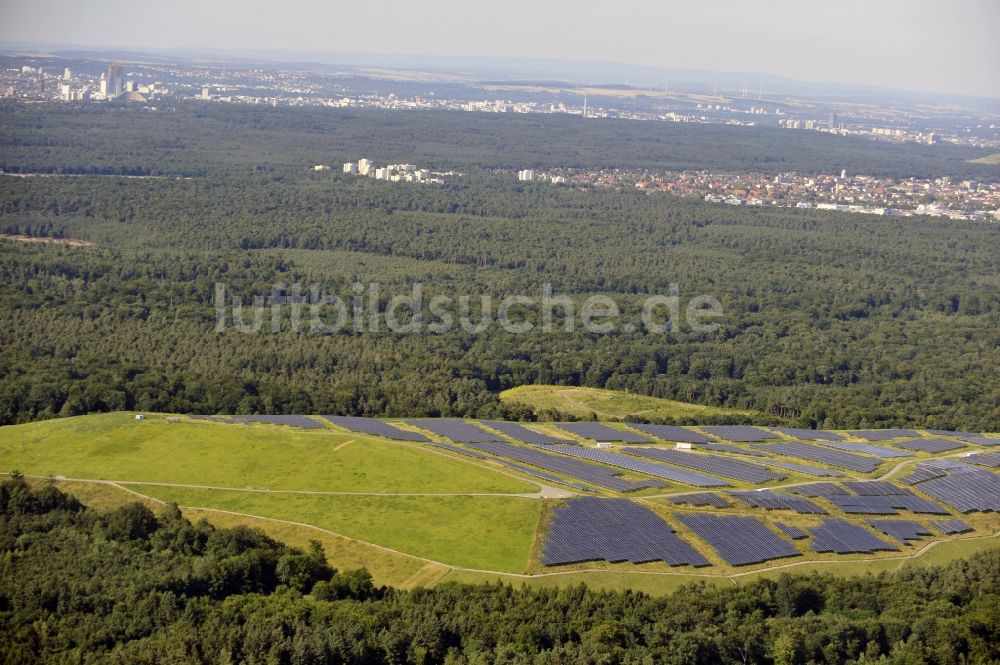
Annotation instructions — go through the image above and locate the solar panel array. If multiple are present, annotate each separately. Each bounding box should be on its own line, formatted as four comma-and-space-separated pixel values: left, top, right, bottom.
230, 415, 323, 429
892, 438, 965, 454
700, 426, 781, 442
541, 498, 709, 567
465, 440, 662, 492
407, 419, 504, 443
808, 519, 899, 553
964, 452, 1000, 467
763, 460, 843, 477
188, 415, 228, 422
849, 429, 919, 441
727, 490, 827, 514
554, 422, 651, 443
787, 483, 849, 497
827, 493, 948, 515
626, 424, 712, 443
701, 443, 770, 457
866, 520, 932, 543
930, 519, 973, 535
627, 447, 785, 483
774, 428, 843, 441
498, 461, 591, 491
758, 441, 880, 473
775, 522, 808, 539
549, 445, 730, 487
926, 429, 976, 437
480, 420, 575, 445
664, 492, 732, 508
323, 416, 430, 441
959, 435, 1000, 447
420, 440, 488, 460
789, 481, 947, 515
677, 514, 800, 566
818, 440, 912, 459
900, 462, 1000, 513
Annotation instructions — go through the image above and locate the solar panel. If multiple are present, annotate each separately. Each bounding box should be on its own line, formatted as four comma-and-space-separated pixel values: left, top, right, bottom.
925, 430, 976, 437
323, 416, 430, 441
790, 481, 947, 515
774, 428, 843, 441
701, 443, 770, 457
548, 445, 730, 487
464, 440, 663, 492
664, 492, 732, 508
900, 461, 1000, 513
541, 498, 709, 567
480, 420, 575, 445
498, 461, 592, 491
627, 447, 785, 483
959, 435, 1000, 447
677, 514, 800, 566
419, 440, 489, 459
554, 422, 651, 443
849, 429, 919, 441
625, 424, 712, 443
808, 519, 899, 554
758, 441, 880, 473
763, 460, 843, 477
930, 519, 973, 535
818, 440, 912, 459
892, 438, 965, 454
827, 494, 949, 515
407, 419, 504, 443
786, 483, 846, 497
866, 520, 932, 543
230, 415, 323, 429
727, 490, 828, 514
774, 522, 808, 539
700, 426, 781, 442
964, 452, 1000, 467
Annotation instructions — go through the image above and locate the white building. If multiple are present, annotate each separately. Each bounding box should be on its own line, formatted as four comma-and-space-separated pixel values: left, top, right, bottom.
358, 158, 374, 176
343, 162, 358, 174
313, 164, 331, 171
63, 68, 72, 80
374, 167, 391, 180
517, 169, 535, 182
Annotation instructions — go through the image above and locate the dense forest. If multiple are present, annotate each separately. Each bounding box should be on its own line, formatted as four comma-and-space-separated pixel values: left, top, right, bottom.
0, 103, 998, 428
1, 477, 998, 664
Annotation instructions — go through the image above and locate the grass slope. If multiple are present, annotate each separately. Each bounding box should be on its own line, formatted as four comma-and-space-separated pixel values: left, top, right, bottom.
501, 385, 754, 421
969, 152, 1000, 165
0, 413, 536, 494
132, 484, 542, 573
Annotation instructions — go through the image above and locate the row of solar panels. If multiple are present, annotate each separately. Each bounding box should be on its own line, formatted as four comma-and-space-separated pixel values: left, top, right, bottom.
541, 497, 975, 567
188, 414, 1000, 448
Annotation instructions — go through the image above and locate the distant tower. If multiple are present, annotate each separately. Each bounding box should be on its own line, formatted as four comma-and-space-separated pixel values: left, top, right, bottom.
107, 63, 123, 97
582, 96, 587, 118
37, 70, 44, 95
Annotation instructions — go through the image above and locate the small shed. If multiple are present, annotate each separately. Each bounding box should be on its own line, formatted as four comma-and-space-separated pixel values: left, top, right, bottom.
134, 414, 145, 421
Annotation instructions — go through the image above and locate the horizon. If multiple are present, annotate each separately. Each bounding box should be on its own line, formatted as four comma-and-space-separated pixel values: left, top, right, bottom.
1, 0, 998, 99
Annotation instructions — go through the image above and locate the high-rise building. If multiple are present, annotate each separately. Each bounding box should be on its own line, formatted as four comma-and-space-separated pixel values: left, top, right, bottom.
107, 64, 123, 98
63, 68, 72, 81
358, 158, 374, 176
343, 162, 358, 174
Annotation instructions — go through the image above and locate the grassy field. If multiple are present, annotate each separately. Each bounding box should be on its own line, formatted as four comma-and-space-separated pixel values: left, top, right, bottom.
500, 385, 754, 421
0, 412, 537, 494
969, 152, 1000, 165
131, 484, 542, 573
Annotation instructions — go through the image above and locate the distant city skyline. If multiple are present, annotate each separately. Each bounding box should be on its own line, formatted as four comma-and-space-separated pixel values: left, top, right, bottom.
1, 0, 998, 99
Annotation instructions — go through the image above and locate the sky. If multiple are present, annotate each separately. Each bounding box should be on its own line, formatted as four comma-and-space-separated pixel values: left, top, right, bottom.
1, 0, 999, 98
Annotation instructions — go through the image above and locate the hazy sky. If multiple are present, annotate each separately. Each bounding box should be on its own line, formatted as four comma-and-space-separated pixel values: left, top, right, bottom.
2, 0, 999, 98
